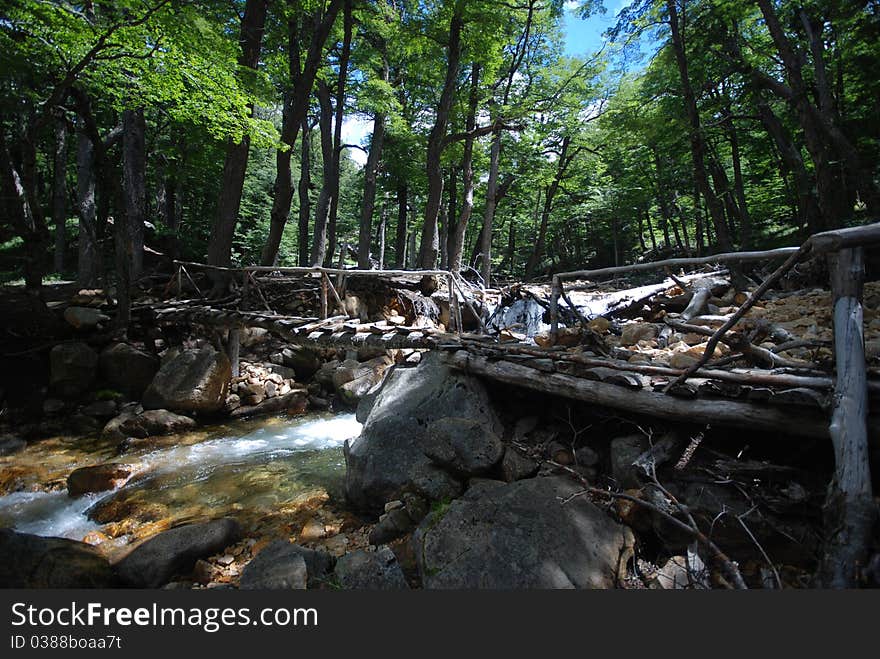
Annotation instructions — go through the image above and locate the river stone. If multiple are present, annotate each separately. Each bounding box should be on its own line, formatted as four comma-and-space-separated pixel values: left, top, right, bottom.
333, 356, 393, 406
345, 352, 501, 513
120, 409, 196, 437
142, 347, 231, 415
115, 518, 242, 588
500, 447, 539, 482
240, 541, 334, 589
610, 434, 649, 489
81, 399, 118, 419
413, 476, 633, 589
333, 547, 409, 590
0, 434, 26, 456
50, 342, 98, 398
422, 417, 504, 474
0, 529, 116, 588
67, 463, 136, 497
63, 306, 110, 330
99, 343, 159, 398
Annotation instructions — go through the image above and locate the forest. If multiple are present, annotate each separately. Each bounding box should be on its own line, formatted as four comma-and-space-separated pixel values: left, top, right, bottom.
1, 0, 879, 594
2, 0, 877, 295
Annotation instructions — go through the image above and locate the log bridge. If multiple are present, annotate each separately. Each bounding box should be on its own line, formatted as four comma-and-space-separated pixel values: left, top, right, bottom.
145, 223, 880, 586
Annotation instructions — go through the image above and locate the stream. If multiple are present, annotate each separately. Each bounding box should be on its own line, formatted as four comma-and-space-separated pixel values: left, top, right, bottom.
0, 413, 362, 554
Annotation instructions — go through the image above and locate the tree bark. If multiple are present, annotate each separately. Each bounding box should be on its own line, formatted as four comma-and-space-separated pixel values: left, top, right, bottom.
667, 0, 733, 251
52, 113, 68, 273
207, 0, 269, 274
525, 135, 573, 277
297, 118, 312, 267
311, 80, 335, 266
448, 63, 481, 274
122, 107, 146, 280
394, 183, 408, 268
418, 4, 464, 268
75, 118, 99, 287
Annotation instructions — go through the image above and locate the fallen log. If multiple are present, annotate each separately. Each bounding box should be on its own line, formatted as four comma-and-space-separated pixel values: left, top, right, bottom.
444, 351, 830, 438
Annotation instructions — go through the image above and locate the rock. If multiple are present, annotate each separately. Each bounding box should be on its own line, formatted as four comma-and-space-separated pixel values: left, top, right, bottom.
588, 317, 611, 333
368, 508, 414, 545
575, 445, 600, 466
0, 434, 26, 456
620, 323, 657, 347
334, 547, 409, 590
333, 356, 393, 406
50, 342, 98, 398
67, 463, 136, 497
668, 351, 700, 369
345, 352, 502, 512
422, 417, 504, 474
265, 363, 297, 380
81, 399, 118, 419
120, 409, 196, 438
384, 500, 404, 513
402, 492, 429, 523
610, 434, 649, 489
298, 518, 326, 542
0, 529, 116, 588
69, 413, 100, 434
230, 390, 308, 419
413, 476, 633, 589
240, 541, 334, 589
99, 343, 159, 398
43, 398, 65, 415
314, 360, 340, 388
115, 518, 242, 588
63, 306, 110, 330
500, 448, 539, 482
648, 553, 708, 590
102, 406, 143, 440
142, 347, 231, 415
281, 346, 322, 380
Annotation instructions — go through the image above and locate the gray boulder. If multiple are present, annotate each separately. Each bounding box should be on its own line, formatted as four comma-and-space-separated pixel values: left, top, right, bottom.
345, 352, 502, 512
63, 306, 110, 330
99, 343, 159, 398
413, 476, 633, 589
333, 547, 409, 590
333, 356, 393, 406
610, 434, 649, 489
0, 434, 26, 456
0, 529, 115, 588
240, 541, 334, 589
120, 409, 196, 438
422, 417, 504, 474
50, 342, 98, 397
142, 347, 231, 414
115, 518, 242, 588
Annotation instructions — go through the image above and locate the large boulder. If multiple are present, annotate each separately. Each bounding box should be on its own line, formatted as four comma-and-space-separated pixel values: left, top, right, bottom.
67, 463, 136, 497
115, 518, 242, 588
0, 529, 116, 588
333, 547, 409, 590
119, 409, 196, 438
422, 417, 504, 474
344, 352, 502, 512
413, 476, 633, 589
50, 342, 98, 398
99, 343, 159, 398
240, 541, 334, 590
142, 347, 231, 415
332, 356, 393, 406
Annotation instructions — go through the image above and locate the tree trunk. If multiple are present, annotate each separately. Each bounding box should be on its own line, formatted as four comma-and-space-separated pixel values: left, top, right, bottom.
297, 118, 312, 267
667, 0, 732, 251
325, 0, 353, 267
207, 0, 269, 273
525, 135, 571, 277
418, 6, 464, 268
311, 81, 335, 266
75, 119, 99, 287
52, 113, 68, 273
448, 64, 480, 274
725, 113, 752, 249
479, 131, 501, 283
394, 183, 408, 268
122, 107, 145, 280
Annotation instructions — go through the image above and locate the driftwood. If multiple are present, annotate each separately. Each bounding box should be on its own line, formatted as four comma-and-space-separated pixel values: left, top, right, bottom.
821, 248, 876, 588
444, 351, 830, 438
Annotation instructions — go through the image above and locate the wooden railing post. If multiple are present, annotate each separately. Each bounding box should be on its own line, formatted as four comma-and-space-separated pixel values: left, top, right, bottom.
320, 272, 329, 320
821, 247, 875, 587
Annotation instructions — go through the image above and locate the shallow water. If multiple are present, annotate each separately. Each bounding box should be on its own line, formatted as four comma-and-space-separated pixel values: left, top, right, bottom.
0, 413, 361, 546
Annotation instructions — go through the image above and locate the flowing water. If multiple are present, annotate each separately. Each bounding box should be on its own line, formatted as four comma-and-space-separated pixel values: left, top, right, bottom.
0, 413, 362, 552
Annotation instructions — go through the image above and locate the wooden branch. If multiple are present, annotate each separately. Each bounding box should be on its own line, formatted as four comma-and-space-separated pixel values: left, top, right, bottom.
821, 247, 875, 588
444, 351, 830, 438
